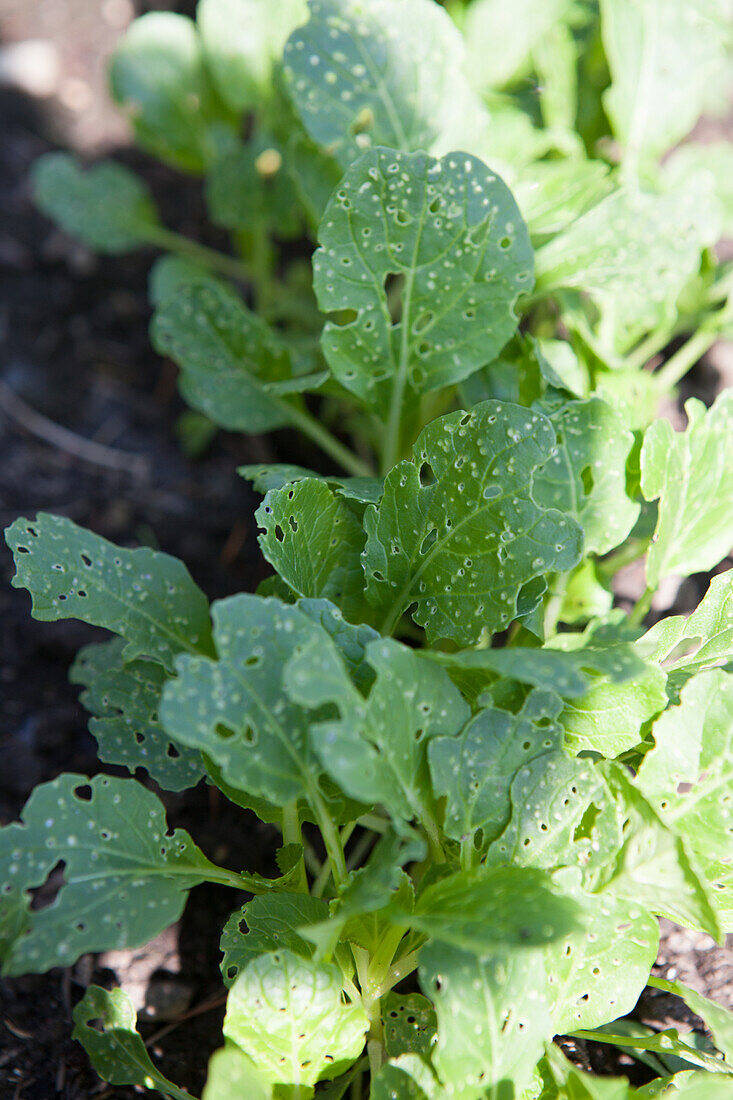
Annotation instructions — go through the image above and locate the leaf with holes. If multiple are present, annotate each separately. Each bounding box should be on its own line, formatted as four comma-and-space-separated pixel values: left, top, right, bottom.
198, 0, 307, 112
256, 480, 372, 625
32, 153, 160, 254
110, 12, 237, 172
370, 1064, 433, 1100
286, 635, 469, 827
558, 660, 668, 757
242, 463, 384, 504
151, 280, 322, 435
532, 397, 639, 556
220, 893, 328, 987
70, 639, 205, 792
383, 993, 437, 1058
5, 513, 213, 674
223, 949, 368, 1086
362, 401, 583, 643
650, 976, 733, 1063
420, 941, 554, 1100
429, 688, 564, 846
297, 597, 380, 692
160, 594, 346, 808
73, 985, 193, 1100
313, 148, 533, 414
637, 669, 733, 930
641, 392, 733, 588
0, 773, 225, 976
283, 0, 486, 168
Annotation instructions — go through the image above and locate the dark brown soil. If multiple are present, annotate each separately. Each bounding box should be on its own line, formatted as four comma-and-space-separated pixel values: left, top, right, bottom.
0, 3, 731, 1098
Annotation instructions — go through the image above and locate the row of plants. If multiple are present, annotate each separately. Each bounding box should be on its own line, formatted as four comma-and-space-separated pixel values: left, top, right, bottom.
3, 0, 733, 1097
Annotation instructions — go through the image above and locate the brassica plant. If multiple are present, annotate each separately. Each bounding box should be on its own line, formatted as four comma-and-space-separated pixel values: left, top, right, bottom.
4, 1, 733, 1097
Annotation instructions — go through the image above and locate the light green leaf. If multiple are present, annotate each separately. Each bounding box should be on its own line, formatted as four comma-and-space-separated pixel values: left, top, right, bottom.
371, 1065, 431, 1099
205, 133, 302, 239
0, 773, 221, 976
224, 950, 368, 1085
256, 480, 371, 625
515, 158, 613, 241
283, 0, 485, 168
5, 513, 213, 674
241, 463, 384, 504
664, 142, 733, 238
601, 0, 731, 169
148, 254, 220, 307
532, 398, 639, 555
72, 985, 192, 1099
363, 401, 583, 643
160, 595, 342, 806
314, 148, 533, 413
650, 976, 733, 1063
463, 0, 576, 91
637, 669, 733, 930
420, 941, 553, 1100
32, 153, 160, 254
641, 392, 733, 587
220, 893, 328, 986
429, 688, 564, 845
197, 0, 307, 112
288, 636, 469, 826
383, 993, 437, 1058
637, 570, 733, 701
558, 661, 668, 757
203, 1044, 272, 1100
151, 281, 313, 435
70, 640, 205, 792
532, 19, 579, 132
297, 597, 380, 693
110, 12, 236, 172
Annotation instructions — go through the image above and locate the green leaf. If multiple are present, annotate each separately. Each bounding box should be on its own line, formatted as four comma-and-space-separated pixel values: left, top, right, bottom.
664, 142, 733, 238
637, 669, 733, 930
600, 0, 731, 168
72, 985, 192, 1099
532, 397, 639, 555
197, 0, 308, 112
363, 400, 583, 643
313, 148, 533, 413
109, 12, 236, 172
5, 513, 213, 674
203, 1044, 272, 1100
287, 636, 469, 826
223, 950, 368, 1085
160, 595, 343, 807
283, 0, 485, 168
256, 480, 371, 625
31, 153, 160, 254
420, 941, 554, 1100
637, 569, 733, 701
559, 560, 613, 625
641, 392, 733, 587
220, 893, 329, 986
650, 976, 733, 1063
148, 254, 221, 307
429, 688, 564, 845
71, 640, 205, 792
0, 774, 221, 976
515, 158, 613, 241
383, 993, 437, 1058
205, 133, 302, 239
151, 281, 312, 435
297, 597, 380, 693
241, 463, 384, 504
371, 1065, 431, 1100
558, 661, 667, 757
463, 0, 576, 92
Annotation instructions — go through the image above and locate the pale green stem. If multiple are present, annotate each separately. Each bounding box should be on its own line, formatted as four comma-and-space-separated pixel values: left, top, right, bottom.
144, 224, 254, 284
375, 948, 422, 998
281, 801, 308, 893
628, 586, 654, 626
381, 272, 415, 475
597, 539, 648, 579
279, 401, 374, 478
653, 325, 720, 392
571, 1029, 732, 1075
543, 571, 570, 637
346, 828, 378, 872
311, 790, 348, 888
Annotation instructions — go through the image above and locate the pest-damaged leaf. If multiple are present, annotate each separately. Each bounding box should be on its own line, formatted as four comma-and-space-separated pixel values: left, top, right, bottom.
110, 12, 237, 172
220, 892, 328, 986
641, 392, 733, 588
73, 985, 192, 1099
285, 635, 469, 827
313, 148, 533, 414
557, 660, 668, 757
362, 400, 583, 643
0, 774, 223, 975
429, 688, 564, 846
32, 153, 160, 253
223, 949, 368, 1086
70, 639, 205, 792
203, 1044, 272, 1100
151, 280, 321, 435
296, 597, 380, 693
197, 0, 308, 112
283, 0, 486, 168
383, 993, 437, 1058
637, 669, 733, 930
160, 594, 346, 807
532, 397, 640, 555
256, 479, 372, 625
5, 513, 213, 674
242, 462, 384, 504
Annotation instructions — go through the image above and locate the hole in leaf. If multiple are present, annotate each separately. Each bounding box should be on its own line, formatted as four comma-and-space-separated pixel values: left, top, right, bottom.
215, 723, 237, 741
329, 308, 358, 327
419, 528, 437, 555
166, 743, 180, 759
274, 525, 284, 543
384, 272, 405, 324
73, 784, 92, 802
580, 466, 594, 495
413, 311, 434, 334
30, 860, 66, 911
419, 462, 435, 488
289, 516, 298, 533
81, 553, 92, 567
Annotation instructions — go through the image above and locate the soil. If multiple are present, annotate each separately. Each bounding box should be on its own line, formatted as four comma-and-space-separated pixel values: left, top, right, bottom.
0, 3, 731, 1098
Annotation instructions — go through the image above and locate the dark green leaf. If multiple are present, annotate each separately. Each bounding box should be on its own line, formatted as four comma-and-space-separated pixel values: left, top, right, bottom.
220, 893, 328, 986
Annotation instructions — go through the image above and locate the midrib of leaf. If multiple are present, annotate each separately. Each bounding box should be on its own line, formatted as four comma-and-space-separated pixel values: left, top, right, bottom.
352, 31, 410, 151
378, 437, 534, 635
